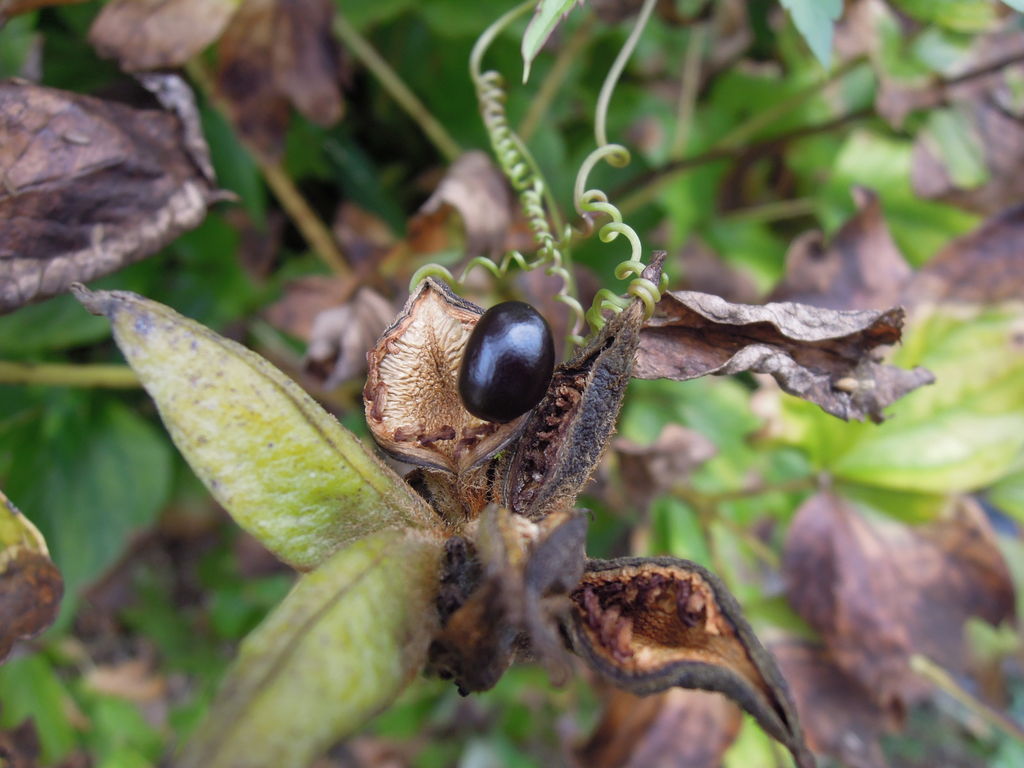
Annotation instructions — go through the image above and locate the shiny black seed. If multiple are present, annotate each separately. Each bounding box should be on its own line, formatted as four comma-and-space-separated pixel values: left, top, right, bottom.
458, 301, 555, 423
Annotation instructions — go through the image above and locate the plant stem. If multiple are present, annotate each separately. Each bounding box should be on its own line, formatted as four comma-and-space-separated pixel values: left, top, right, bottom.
0, 362, 139, 388
334, 14, 461, 162
259, 160, 350, 277
910, 655, 1024, 745
616, 108, 872, 215
518, 16, 595, 142
185, 59, 351, 277
670, 23, 706, 160
594, 0, 658, 147
724, 197, 817, 224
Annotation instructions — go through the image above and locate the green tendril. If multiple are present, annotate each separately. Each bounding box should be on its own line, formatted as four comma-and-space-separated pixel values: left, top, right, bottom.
411, 0, 666, 346
411, 0, 586, 348
575, 0, 665, 334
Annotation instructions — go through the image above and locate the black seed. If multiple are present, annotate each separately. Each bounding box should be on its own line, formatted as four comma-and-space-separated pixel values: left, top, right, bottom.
458, 301, 555, 423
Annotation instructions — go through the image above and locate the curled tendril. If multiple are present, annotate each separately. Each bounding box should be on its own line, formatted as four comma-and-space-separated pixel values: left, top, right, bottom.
409, 0, 586, 347
574, 145, 665, 333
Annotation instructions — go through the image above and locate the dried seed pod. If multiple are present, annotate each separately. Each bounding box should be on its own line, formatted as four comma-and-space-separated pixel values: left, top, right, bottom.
500, 294, 647, 520
364, 280, 528, 475
426, 505, 586, 694
568, 556, 813, 768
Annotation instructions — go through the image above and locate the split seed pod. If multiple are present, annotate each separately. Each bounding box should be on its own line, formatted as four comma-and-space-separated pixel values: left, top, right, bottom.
568, 557, 813, 768
363, 280, 529, 475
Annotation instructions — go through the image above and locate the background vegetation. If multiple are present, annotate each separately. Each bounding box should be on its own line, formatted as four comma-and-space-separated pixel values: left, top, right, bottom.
2, 1, 1024, 766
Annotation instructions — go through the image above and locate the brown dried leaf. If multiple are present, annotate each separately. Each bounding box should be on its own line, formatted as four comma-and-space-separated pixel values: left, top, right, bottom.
305, 287, 394, 389
364, 279, 526, 475
911, 100, 1024, 215
0, 491, 63, 663
501, 258, 662, 520
216, 0, 342, 159
904, 204, 1024, 305
770, 187, 912, 311
410, 151, 515, 259
0, 77, 224, 313
85, 659, 167, 702
635, 290, 934, 422
264, 275, 352, 342
270, 0, 343, 126
674, 237, 760, 305
613, 424, 716, 511
332, 202, 397, 268
569, 556, 813, 768
783, 493, 1016, 712
576, 686, 741, 768
89, 0, 240, 71
0, 717, 40, 768
771, 639, 895, 768
427, 506, 586, 694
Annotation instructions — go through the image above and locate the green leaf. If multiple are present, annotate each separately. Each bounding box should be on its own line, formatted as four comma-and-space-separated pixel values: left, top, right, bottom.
1, 394, 171, 619
0, 654, 78, 764
779, 0, 842, 67
776, 305, 1024, 496
990, 469, 1024, 523
889, 0, 1000, 33
73, 286, 435, 571
180, 527, 442, 768
0, 293, 111, 355
920, 106, 988, 189
521, 0, 581, 84
824, 130, 979, 265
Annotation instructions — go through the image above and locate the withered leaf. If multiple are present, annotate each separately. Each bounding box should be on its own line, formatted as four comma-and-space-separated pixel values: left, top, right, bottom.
904, 204, 1024, 305
426, 506, 586, 694
0, 716, 40, 768
410, 151, 516, 259
568, 556, 813, 768
635, 290, 934, 422
0, 490, 63, 663
0, 77, 225, 313
911, 100, 1024, 215
364, 279, 527, 476
305, 287, 394, 389
264, 275, 352, 342
576, 686, 741, 768
770, 187, 912, 311
673, 237, 759, 305
216, 0, 343, 160
613, 424, 716, 512
771, 639, 895, 768
89, 0, 241, 72
501, 265, 656, 520
783, 493, 1016, 713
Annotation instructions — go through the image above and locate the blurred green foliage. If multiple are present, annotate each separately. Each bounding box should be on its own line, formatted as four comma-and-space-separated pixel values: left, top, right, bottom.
1, 0, 1023, 766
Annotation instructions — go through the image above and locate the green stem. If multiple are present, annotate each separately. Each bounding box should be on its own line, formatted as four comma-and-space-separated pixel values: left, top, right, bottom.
616, 108, 872, 216
910, 655, 1024, 744
669, 23, 706, 160
594, 0, 658, 147
334, 14, 461, 162
725, 197, 817, 224
470, 0, 534, 82
0, 362, 139, 388
518, 16, 595, 142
